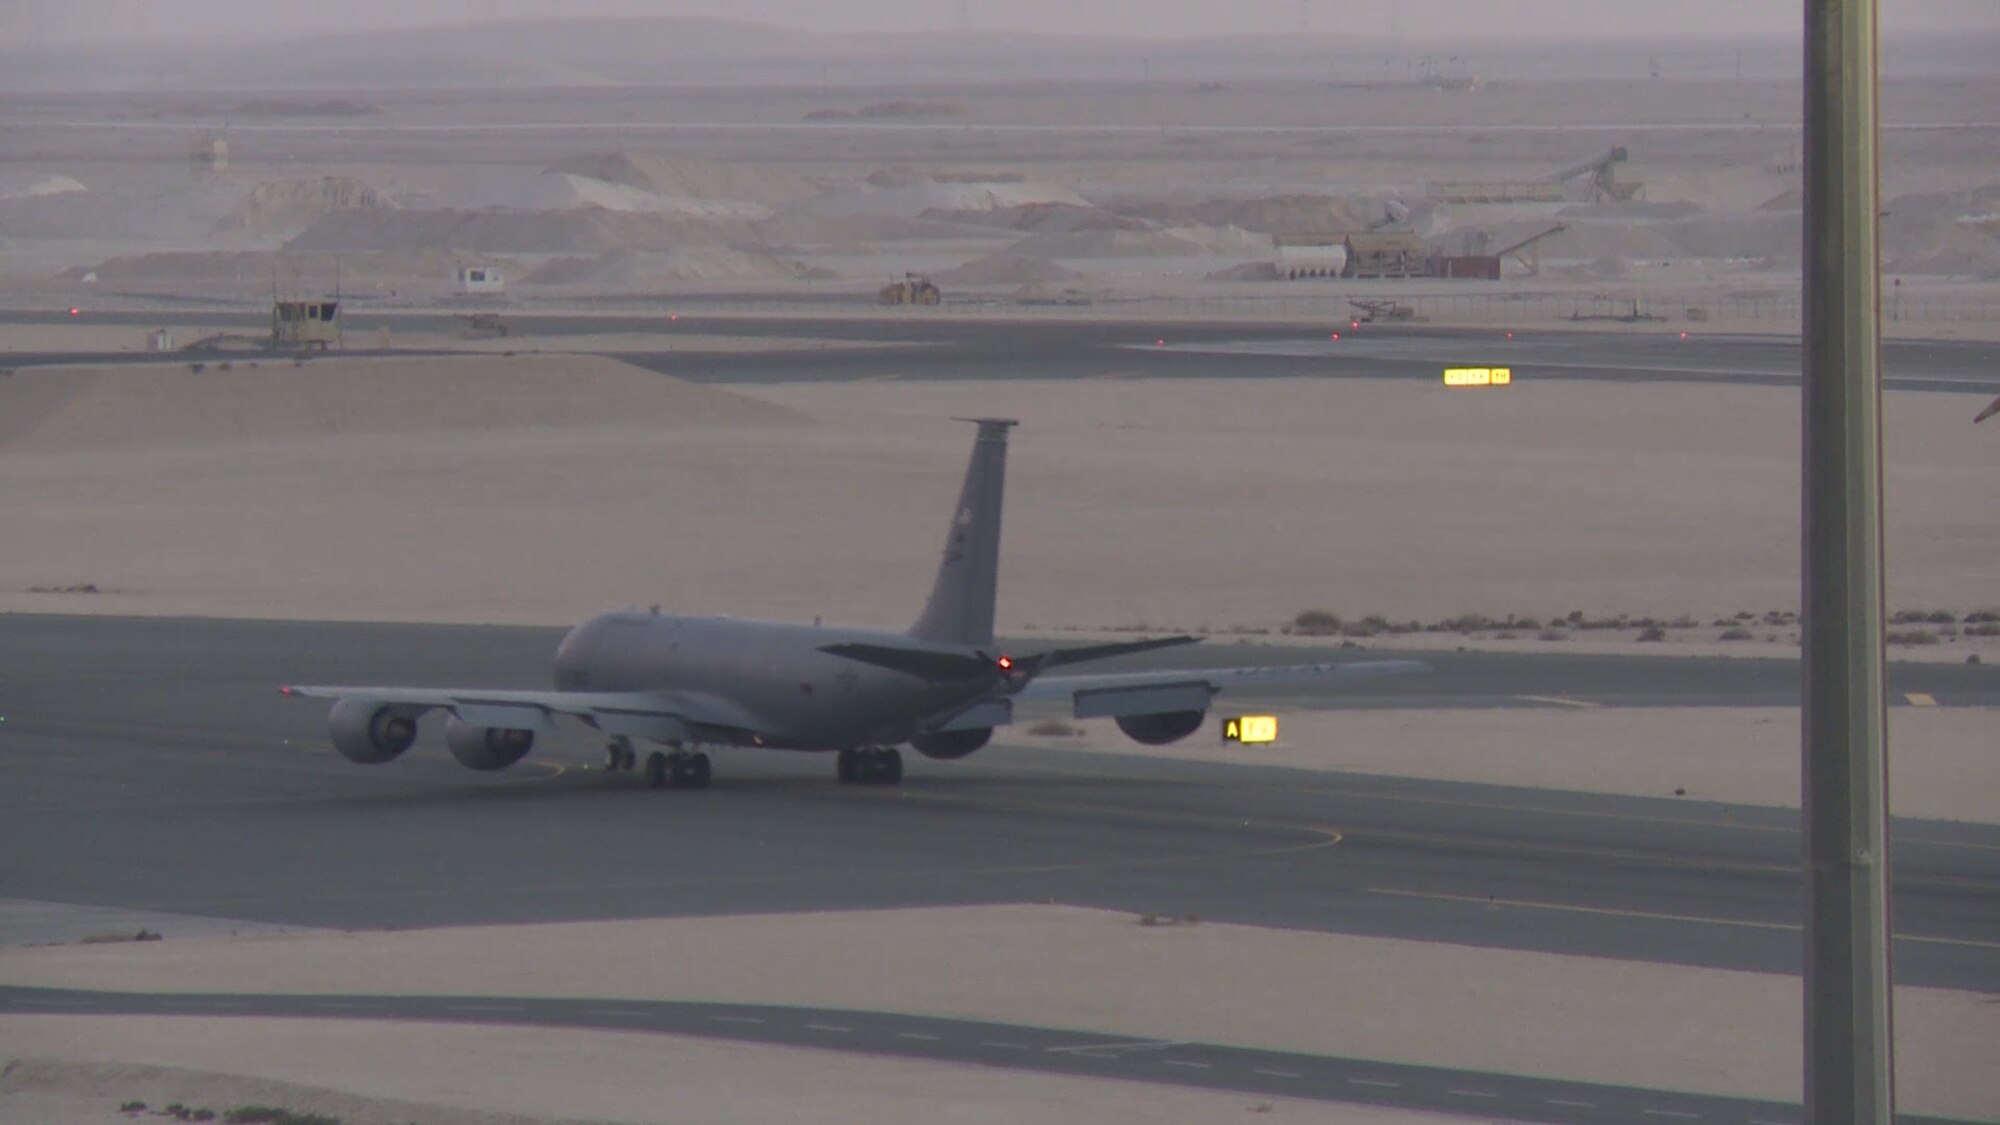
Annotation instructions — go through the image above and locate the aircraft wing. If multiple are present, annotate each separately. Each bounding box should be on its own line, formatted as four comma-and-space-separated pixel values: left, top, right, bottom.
1011, 659, 1430, 721
280, 685, 771, 743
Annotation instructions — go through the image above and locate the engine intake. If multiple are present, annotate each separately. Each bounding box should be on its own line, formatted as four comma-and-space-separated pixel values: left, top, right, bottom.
329, 699, 420, 765
444, 714, 536, 771
910, 727, 993, 760
1115, 710, 1205, 746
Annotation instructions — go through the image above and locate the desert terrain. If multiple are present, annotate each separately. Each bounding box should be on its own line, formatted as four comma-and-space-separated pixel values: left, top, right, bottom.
3, 17, 1997, 1125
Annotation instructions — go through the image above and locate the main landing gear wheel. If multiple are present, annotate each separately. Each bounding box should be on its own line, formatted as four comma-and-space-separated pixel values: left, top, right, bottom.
837, 747, 903, 786
646, 749, 712, 790
605, 737, 637, 771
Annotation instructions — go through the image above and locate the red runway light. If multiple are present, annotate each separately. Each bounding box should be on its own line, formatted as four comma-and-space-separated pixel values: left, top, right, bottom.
1155, 338, 1165, 346
68, 307, 80, 316
1505, 331, 1514, 340
1680, 331, 1689, 339
1330, 332, 1340, 341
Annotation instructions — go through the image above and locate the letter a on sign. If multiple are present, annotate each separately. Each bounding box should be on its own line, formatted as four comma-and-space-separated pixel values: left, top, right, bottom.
1223, 715, 1279, 744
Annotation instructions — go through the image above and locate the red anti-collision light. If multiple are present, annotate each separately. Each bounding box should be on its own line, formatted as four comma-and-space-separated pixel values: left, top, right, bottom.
997, 656, 1013, 670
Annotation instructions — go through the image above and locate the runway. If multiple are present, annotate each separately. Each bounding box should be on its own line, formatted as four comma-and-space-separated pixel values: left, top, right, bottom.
1, 614, 1993, 989
7, 310, 2000, 396
3, 614, 1996, 1122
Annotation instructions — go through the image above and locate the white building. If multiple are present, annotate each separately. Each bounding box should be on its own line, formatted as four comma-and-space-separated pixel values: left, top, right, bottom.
454, 265, 506, 296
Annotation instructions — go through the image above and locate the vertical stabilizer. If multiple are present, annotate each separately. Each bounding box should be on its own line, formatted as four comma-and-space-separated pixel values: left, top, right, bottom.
908, 418, 1017, 646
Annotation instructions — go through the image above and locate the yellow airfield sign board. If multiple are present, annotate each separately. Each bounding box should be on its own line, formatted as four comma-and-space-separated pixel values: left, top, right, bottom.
1222, 715, 1279, 744
1444, 366, 1512, 386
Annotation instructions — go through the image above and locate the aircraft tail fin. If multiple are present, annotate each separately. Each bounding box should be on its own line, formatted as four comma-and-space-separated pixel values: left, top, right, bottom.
908, 418, 1017, 647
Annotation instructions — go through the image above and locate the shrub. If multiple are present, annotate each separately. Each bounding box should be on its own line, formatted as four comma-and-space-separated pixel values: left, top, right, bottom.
1292, 609, 1342, 634
1440, 613, 1497, 633
1026, 719, 1081, 738
1537, 629, 1568, 642
1637, 626, 1667, 642
1719, 627, 1755, 641
1962, 623, 2000, 637
1885, 629, 1939, 646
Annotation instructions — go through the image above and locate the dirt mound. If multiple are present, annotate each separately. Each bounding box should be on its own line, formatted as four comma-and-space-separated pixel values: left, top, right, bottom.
548, 151, 813, 207
70, 248, 514, 290
522, 246, 811, 287
934, 251, 1086, 286
1011, 227, 1205, 258
213, 176, 392, 238
799, 176, 1088, 218
943, 202, 1148, 233
0, 172, 86, 202
754, 211, 991, 247
0, 355, 806, 453
285, 207, 743, 254
1117, 194, 1372, 234
1207, 261, 1280, 281
1010, 225, 1263, 259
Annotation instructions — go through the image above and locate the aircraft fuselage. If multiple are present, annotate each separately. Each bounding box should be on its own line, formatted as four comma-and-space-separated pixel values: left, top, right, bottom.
552, 610, 999, 751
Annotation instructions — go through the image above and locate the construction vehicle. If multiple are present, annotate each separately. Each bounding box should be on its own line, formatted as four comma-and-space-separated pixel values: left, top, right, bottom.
878, 273, 942, 306
1349, 299, 1421, 323
457, 312, 511, 338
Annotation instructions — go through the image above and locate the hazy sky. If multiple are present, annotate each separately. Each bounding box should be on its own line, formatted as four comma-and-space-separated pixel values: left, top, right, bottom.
9, 0, 2000, 45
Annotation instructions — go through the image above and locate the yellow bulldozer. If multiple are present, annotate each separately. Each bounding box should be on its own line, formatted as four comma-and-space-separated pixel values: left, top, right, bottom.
878, 273, 942, 306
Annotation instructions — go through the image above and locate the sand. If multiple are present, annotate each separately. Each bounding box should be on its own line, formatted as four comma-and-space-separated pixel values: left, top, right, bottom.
3, 368, 1989, 637
0, 354, 804, 453
2, 905, 1993, 1122
0, 1047, 1382, 1125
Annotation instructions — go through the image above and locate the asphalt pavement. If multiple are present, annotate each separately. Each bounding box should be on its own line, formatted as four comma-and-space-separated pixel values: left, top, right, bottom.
3, 613, 1995, 1123
6, 310, 1999, 396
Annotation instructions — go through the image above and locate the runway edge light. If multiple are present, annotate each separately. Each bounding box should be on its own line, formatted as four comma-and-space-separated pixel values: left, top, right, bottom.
1444, 367, 1512, 387
1222, 715, 1278, 744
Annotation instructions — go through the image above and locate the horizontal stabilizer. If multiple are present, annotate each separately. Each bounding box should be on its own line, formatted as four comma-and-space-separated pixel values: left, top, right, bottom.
820, 642, 998, 682
1026, 634, 1201, 673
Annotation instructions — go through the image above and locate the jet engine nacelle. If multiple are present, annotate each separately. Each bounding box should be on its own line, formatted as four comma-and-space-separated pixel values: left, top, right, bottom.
1114, 709, 1205, 746
910, 727, 993, 760
443, 714, 536, 771
329, 699, 420, 765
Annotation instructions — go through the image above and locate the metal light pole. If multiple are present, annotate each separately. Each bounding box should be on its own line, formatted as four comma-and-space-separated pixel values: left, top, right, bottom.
1800, 0, 1893, 1121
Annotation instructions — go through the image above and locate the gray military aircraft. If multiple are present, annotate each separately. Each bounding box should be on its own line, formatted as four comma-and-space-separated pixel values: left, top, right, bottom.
284, 419, 1425, 788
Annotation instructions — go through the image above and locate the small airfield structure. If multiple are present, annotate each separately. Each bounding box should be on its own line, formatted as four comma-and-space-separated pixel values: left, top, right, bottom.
271, 299, 341, 350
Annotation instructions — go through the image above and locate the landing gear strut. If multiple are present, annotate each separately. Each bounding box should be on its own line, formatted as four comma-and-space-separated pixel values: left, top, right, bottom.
836, 747, 903, 786
604, 737, 637, 771
643, 748, 712, 789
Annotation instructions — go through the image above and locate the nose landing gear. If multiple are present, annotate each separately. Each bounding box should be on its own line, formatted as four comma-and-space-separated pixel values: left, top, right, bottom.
836, 747, 903, 786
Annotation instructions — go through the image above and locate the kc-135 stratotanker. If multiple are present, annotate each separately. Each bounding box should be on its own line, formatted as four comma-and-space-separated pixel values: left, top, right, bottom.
285, 419, 1426, 788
